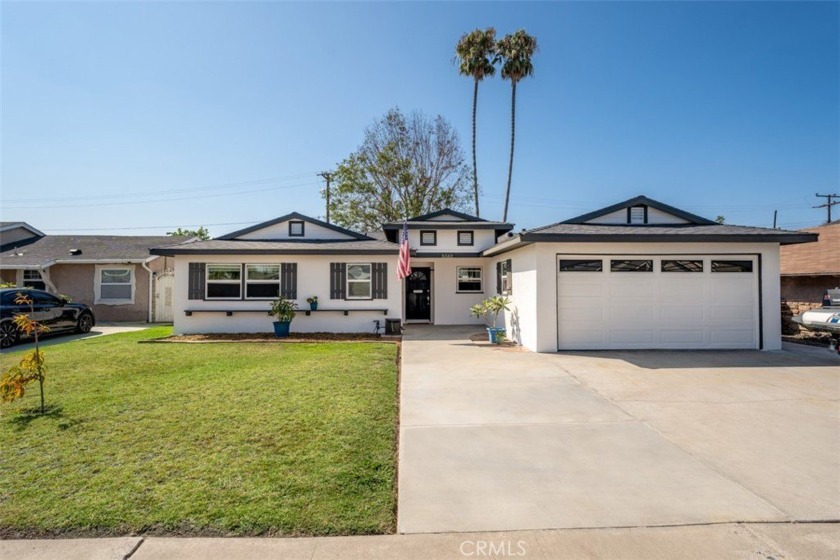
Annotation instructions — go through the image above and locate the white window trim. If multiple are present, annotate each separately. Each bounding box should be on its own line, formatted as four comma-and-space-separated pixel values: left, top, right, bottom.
456, 266, 483, 294
244, 264, 281, 300
205, 264, 243, 300
95, 264, 136, 305
500, 260, 513, 295
346, 262, 372, 300
22, 269, 45, 289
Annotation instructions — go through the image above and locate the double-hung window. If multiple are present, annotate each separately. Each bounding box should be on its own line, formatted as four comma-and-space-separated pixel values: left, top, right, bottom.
456, 267, 482, 293
22, 270, 46, 290
346, 263, 372, 299
96, 265, 135, 304
245, 265, 280, 299
206, 265, 242, 299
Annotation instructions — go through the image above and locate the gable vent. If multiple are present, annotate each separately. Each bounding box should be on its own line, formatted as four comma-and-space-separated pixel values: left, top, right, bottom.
628, 206, 646, 224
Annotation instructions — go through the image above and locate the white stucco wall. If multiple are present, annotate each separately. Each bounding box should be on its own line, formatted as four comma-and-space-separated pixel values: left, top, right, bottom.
410, 229, 497, 253
410, 258, 488, 325
237, 220, 353, 241
493, 241, 783, 352
171, 254, 401, 334
587, 208, 690, 225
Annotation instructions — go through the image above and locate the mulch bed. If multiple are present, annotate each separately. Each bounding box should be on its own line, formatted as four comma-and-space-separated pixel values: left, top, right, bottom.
142, 332, 400, 344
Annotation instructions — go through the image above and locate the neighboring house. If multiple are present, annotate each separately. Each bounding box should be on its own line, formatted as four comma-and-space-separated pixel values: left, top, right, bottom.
779, 220, 840, 333
153, 196, 816, 352
0, 222, 188, 322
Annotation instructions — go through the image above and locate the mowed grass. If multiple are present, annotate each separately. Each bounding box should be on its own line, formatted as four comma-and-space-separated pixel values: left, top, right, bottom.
0, 327, 399, 537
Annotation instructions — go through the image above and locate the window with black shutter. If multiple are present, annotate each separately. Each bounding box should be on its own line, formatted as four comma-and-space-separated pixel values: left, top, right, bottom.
330, 263, 347, 299
188, 263, 206, 300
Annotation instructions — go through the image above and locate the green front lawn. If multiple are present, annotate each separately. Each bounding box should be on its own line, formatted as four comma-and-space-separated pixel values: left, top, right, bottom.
0, 328, 399, 537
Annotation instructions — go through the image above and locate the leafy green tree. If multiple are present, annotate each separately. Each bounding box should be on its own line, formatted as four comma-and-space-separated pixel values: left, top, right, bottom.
0, 293, 50, 413
715, 215, 726, 224
167, 226, 210, 240
325, 108, 472, 232
455, 27, 497, 218
496, 30, 538, 222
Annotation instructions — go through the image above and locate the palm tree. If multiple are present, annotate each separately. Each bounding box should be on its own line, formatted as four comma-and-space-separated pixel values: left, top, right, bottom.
455, 28, 497, 218
496, 30, 537, 222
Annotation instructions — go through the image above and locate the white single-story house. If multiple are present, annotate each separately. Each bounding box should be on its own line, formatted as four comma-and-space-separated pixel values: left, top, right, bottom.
152, 196, 817, 351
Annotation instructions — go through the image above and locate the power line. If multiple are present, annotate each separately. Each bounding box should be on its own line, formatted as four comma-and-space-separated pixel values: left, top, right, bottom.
814, 193, 840, 223
1, 172, 318, 204
3, 180, 320, 210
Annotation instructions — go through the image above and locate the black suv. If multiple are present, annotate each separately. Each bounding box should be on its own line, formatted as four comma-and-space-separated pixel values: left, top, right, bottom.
0, 288, 95, 349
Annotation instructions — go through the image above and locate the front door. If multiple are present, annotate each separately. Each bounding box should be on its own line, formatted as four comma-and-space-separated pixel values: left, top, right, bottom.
405, 267, 431, 321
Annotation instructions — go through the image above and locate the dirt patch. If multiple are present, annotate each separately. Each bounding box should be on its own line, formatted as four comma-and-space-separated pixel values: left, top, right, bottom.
142, 332, 400, 344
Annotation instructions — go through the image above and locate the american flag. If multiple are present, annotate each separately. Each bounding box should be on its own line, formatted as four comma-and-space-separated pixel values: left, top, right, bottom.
397, 220, 412, 280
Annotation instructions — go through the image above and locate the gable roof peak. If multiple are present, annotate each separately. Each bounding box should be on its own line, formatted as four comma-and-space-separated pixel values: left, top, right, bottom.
216, 212, 371, 241
560, 195, 716, 226
407, 208, 488, 222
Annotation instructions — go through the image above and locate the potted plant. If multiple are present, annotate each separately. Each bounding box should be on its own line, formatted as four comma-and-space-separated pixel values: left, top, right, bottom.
306, 296, 318, 311
269, 297, 298, 338
470, 296, 511, 343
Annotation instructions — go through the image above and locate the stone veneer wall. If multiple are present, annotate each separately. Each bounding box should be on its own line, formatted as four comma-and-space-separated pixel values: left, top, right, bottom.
781, 300, 824, 335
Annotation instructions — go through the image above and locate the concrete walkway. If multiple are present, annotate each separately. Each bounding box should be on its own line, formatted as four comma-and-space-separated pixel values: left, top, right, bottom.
3, 523, 838, 559
398, 326, 840, 534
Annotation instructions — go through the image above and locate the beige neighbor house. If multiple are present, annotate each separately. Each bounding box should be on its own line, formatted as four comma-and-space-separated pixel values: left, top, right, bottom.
780, 219, 840, 334
153, 196, 817, 351
0, 222, 189, 322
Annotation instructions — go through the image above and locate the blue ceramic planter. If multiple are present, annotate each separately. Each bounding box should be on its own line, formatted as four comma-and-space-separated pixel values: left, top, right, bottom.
273, 321, 292, 338
486, 327, 506, 343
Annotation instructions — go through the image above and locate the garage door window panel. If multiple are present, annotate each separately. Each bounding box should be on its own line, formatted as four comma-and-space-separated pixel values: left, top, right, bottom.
712, 260, 753, 273
559, 259, 603, 272
662, 260, 703, 273
610, 259, 653, 272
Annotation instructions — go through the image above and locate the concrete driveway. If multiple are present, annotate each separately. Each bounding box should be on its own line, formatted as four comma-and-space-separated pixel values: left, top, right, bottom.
398, 326, 840, 534
1, 322, 153, 353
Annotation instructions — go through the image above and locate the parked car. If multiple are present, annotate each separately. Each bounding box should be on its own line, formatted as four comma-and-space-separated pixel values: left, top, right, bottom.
0, 288, 95, 348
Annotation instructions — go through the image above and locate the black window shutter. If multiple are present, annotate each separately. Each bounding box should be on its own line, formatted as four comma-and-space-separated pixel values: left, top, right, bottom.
372, 263, 387, 299
330, 263, 346, 299
188, 263, 206, 300
495, 261, 502, 294
506, 259, 513, 294
281, 263, 297, 299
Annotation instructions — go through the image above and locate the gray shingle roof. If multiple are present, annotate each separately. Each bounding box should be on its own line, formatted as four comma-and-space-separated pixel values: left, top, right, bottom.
151, 238, 399, 256
1, 235, 191, 268
483, 223, 818, 256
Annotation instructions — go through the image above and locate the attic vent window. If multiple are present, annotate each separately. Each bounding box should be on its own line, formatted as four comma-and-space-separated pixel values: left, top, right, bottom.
628, 206, 647, 224
69, 249, 82, 256
288, 220, 305, 237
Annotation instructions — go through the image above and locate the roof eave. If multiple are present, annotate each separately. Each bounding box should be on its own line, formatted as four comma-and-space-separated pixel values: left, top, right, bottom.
518, 232, 819, 244
150, 248, 399, 256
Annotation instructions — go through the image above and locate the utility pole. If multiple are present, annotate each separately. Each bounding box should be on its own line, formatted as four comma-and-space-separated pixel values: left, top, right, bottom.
814, 193, 839, 224
319, 171, 333, 223
772, 210, 777, 229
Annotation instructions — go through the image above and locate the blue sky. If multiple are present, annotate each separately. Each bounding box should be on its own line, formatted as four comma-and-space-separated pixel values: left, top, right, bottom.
2, 1, 837, 236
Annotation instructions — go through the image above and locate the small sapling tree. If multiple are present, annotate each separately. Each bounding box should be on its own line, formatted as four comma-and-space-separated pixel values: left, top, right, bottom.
0, 293, 50, 413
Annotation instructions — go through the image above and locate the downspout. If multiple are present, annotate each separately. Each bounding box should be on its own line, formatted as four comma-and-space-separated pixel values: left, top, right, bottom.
142, 258, 154, 323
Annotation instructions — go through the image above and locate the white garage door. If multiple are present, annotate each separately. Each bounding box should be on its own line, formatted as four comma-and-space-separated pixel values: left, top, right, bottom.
557, 255, 759, 350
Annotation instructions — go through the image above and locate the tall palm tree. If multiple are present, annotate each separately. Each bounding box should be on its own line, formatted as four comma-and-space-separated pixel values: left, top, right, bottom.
455, 28, 497, 218
496, 30, 537, 222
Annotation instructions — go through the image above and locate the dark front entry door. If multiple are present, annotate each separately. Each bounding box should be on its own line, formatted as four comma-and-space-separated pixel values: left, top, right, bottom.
405, 268, 431, 321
